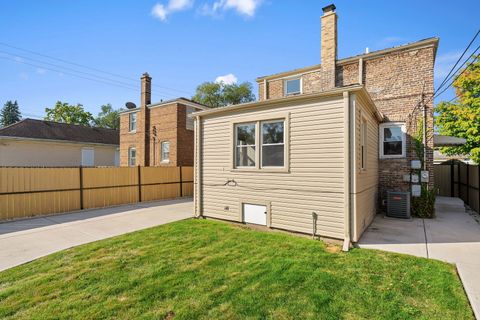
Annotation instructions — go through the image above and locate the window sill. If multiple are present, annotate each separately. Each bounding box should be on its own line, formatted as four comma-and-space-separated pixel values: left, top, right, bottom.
128, 130, 137, 134
231, 167, 289, 173
380, 155, 406, 160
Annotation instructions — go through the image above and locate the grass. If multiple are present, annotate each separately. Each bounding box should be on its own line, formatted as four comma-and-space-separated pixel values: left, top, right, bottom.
0, 219, 473, 320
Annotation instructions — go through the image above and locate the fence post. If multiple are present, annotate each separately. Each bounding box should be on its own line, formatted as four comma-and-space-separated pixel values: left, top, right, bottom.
467, 163, 470, 205
138, 165, 142, 203
179, 166, 183, 197
450, 162, 455, 197
79, 166, 84, 210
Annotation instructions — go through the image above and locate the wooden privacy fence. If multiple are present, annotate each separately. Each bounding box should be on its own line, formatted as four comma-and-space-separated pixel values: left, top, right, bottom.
0, 166, 193, 222
434, 161, 479, 213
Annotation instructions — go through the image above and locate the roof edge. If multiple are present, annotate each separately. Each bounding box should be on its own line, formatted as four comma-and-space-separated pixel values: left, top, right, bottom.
193, 85, 371, 118
256, 37, 439, 82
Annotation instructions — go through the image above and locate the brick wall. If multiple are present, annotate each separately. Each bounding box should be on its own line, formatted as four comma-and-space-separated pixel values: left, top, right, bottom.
120, 102, 196, 167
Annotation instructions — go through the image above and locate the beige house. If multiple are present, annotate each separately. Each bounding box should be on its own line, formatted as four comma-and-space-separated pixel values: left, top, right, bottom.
193, 4, 436, 247
0, 119, 119, 167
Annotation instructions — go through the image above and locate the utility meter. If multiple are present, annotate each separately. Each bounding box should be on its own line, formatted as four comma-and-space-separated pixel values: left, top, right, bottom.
411, 174, 419, 183
412, 184, 421, 197
421, 171, 429, 183
411, 160, 422, 169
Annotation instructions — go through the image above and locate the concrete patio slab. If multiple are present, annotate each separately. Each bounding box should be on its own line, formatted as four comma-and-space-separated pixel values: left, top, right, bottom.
358, 196, 480, 319
0, 198, 194, 272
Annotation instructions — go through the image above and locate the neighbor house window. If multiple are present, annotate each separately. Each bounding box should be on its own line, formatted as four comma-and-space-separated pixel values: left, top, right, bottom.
129, 112, 137, 132
161, 141, 170, 162
380, 122, 406, 158
128, 147, 136, 166
284, 78, 301, 96
261, 120, 284, 167
235, 123, 256, 167
361, 117, 367, 170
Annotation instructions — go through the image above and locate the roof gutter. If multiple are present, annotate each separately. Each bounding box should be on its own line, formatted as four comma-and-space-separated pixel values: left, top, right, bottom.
193, 85, 367, 118
0, 136, 119, 147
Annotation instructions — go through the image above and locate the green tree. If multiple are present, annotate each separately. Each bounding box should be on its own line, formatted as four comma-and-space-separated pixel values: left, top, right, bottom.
436, 55, 480, 163
192, 81, 255, 108
45, 101, 94, 126
0, 100, 21, 127
93, 104, 120, 129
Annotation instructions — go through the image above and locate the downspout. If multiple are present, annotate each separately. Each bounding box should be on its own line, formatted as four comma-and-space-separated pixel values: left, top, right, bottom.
422, 99, 427, 171
343, 91, 351, 251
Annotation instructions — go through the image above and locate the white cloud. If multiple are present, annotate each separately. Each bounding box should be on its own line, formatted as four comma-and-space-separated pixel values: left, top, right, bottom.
215, 73, 238, 85
36, 68, 46, 75
435, 51, 462, 80
201, 0, 262, 17
151, 0, 194, 21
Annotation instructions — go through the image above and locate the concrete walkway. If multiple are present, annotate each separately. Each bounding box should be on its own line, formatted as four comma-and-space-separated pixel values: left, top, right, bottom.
359, 197, 480, 319
0, 198, 193, 272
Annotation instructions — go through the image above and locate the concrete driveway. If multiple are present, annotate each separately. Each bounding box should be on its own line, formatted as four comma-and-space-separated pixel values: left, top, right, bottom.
359, 197, 480, 318
0, 198, 193, 272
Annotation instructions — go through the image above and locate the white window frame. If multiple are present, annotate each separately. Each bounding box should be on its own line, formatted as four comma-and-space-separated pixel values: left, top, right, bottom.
128, 147, 136, 166
360, 116, 367, 170
379, 122, 406, 159
161, 141, 170, 163
129, 112, 137, 133
235, 122, 257, 168
260, 120, 285, 168
232, 113, 289, 172
284, 77, 302, 97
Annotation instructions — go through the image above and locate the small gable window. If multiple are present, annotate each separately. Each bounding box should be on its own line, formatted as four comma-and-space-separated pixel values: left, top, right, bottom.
284, 78, 301, 96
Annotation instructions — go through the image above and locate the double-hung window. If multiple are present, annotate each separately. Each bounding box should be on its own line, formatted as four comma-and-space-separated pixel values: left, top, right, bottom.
261, 120, 284, 167
284, 78, 301, 96
161, 141, 170, 163
235, 123, 256, 167
380, 122, 406, 158
234, 119, 286, 170
129, 112, 137, 132
128, 147, 136, 166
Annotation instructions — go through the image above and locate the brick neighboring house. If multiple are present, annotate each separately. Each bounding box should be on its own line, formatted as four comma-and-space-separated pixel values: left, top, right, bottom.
119, 73, 208, 167
256, 4, 436, 209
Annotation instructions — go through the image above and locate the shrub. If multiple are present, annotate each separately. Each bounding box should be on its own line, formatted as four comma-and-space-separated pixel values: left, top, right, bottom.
412, 185, 438, 218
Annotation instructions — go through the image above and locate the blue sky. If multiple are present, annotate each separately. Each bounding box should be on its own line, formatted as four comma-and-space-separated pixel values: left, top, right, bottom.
0, 0, 478, 119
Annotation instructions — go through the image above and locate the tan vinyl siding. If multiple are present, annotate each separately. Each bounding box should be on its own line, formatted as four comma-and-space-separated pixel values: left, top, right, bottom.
351, 94, 379, 241
199, 95, 346, 239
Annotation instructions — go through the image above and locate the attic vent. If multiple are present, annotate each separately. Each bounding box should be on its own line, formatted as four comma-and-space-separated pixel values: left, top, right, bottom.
386, 191, 411, 219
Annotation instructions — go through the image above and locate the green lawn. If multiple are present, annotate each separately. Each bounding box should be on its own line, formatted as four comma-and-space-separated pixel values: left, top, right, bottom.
0, 219, 473, 319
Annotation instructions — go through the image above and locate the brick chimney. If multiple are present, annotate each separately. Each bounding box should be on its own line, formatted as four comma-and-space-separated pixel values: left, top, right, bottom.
138, 73, 151, 166
141, 72, 152, 108
320, 4, 337, 90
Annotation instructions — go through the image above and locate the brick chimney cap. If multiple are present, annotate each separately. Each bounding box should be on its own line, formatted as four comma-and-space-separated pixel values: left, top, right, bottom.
141, 72, 151, 78
322, 4, 336, 13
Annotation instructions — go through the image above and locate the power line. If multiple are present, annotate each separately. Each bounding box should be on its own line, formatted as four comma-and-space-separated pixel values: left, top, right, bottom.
0, 41, 194, 96
436, 29, 480, 94
0, 49, 179, 99
0, 55, 140, 92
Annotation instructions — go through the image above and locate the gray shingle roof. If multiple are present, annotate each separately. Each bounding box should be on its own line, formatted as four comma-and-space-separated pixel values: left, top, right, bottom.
0, 119, 119, 145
